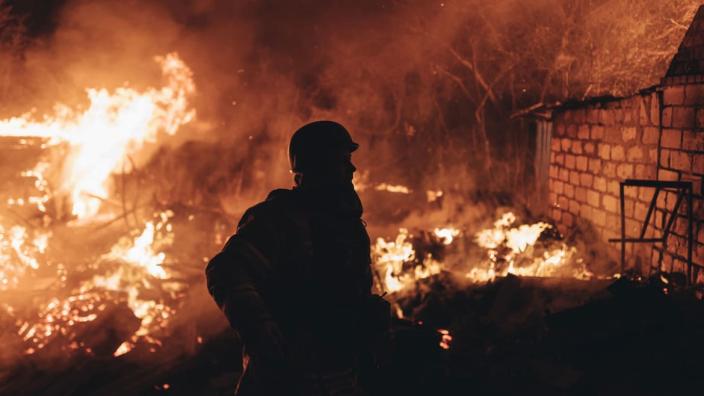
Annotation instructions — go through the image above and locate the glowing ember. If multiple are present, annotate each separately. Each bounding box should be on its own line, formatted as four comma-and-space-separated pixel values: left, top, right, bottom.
375, 183, 411, 194
438, 328, 453, 350
426, 190, 443, 202
0, 225, 50, 290
0, 53, 195, 219
434, 227, 460, 245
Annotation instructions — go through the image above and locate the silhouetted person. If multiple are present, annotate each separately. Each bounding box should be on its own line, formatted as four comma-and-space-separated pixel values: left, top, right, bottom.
206, 121, 389, 396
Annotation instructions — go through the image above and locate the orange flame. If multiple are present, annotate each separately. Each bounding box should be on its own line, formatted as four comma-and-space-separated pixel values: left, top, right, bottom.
0, 53, 195, 219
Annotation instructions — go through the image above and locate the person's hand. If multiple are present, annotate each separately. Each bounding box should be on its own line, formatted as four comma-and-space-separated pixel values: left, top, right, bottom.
247, 320, 286, 365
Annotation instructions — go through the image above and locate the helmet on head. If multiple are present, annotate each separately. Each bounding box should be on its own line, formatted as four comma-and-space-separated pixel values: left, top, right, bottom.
288, 120, 359, 173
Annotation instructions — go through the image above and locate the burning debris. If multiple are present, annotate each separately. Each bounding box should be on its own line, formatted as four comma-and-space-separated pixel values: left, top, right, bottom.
373, 211, 598, 300
0, 53, 195, 361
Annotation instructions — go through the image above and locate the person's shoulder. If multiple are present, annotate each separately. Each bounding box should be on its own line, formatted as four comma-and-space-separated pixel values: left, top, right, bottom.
236, 189, 297, 230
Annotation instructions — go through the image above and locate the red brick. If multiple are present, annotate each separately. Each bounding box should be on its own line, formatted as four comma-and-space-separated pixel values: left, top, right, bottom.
672, 107, 695, 129
603, 163, 617, 178
696, 109, 704, 129
623, 108, 635, 126
576, 156, 588, 171
575, 187, 587, 203
663, 107, 673, 127
684, 83, 704, 105
564, 183, 575, 198
553, 180, 564, 194
607, 180, 620, 196
593, 177, 607, 192
598, 144, 611, 160
639, 99, 651, 126
600, 110, 614, 125
694, 156, 704, 174
635, 164, 655, 179
565, 154, 576, 169
658, 168, 680, 181
591, 126, 605, 140
563, 212, 574, 227
587, 109, 599, 124
561, 138, 571, 151
555, 154, 564, 165
584, 142, 595, 154
626, 218, 640, 236
664, 86, 685, 105
569, 200, 580, 215
587, 190, 601, 207
606, 213, 620, 229
592, 208, 607, 226
549, 166, 558, 178
580, 173, 593, 187
550, 193, 558, 206
577, 125, 590, 140
623, 187, 638, 199
569, 171, 580, 185
651, 94, 660, 125
642, 127, 659, 145
660, 149, 671, 168
670, 151, 691, 172
622, 126, 636, 142
626, 146, 643, 162
682, 131, 704, 151
567, 125, 577, 138
634, 202, 649, 221
624, 198, 635, 217
603, 195, 619, 213
611, 145, 625, 161
605, 127, 622, 143
558, 195, 569, 209
617, 164, 634, 179
571, 141, 583, 154
661, 129, 682, 149
649, 148, 658, 162
588, 158, 602, 174
638, 187, 653, 203
578, 205, 592, 220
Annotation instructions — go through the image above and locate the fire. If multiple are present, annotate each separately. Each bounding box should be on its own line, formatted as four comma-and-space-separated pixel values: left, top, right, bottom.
16, 212, 178, 356
1, 54, 195, 358
372, 212, 592, 294
0, 225, 50, 290
373, 227, 456, 293
0, 53, 195, 219
433, 227, 460, 245
470, 212, 592, 282
374, 183, 411, 194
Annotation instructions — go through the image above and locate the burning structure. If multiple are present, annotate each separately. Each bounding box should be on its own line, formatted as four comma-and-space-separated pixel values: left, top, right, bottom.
0, 1, 704, 395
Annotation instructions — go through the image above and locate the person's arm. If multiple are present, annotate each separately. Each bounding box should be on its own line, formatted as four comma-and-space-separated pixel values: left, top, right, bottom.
205, 206, 284, 360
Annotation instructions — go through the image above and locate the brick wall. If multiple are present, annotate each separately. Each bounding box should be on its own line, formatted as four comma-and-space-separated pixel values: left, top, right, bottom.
656, 84, 704, 280
548, 91, 661, 271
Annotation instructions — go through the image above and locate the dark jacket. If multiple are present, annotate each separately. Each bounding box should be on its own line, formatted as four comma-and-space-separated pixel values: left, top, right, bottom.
206, 188, 379, 395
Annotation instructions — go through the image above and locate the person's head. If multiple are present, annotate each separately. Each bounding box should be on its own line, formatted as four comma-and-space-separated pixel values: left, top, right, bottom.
289, 120, 358, 189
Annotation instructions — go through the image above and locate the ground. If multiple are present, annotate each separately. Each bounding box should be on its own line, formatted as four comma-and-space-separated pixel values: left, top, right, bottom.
2, 274, 703, 396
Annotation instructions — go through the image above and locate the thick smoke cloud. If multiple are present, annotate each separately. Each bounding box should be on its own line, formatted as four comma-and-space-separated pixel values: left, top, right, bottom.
0, 0, 700, 223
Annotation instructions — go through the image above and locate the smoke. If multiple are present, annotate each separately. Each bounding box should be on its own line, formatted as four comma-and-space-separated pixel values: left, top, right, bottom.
2, 0, 699, 219
0, 0, 698, 377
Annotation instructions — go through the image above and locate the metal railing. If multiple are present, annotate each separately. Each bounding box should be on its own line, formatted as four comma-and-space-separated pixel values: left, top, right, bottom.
608, 179, 695, 283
